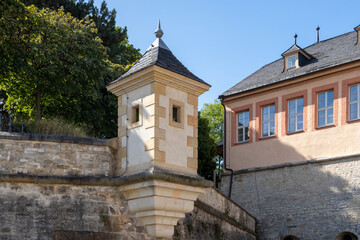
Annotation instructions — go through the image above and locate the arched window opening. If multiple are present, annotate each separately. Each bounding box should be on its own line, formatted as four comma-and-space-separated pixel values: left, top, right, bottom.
335, 232, 358, 240
283, 235, 299, 240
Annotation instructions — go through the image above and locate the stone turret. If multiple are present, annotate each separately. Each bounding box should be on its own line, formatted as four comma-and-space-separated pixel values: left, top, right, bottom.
106, 21, 211, 238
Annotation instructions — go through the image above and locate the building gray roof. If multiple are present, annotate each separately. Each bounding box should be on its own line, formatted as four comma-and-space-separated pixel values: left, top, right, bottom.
110, 32, 209, 86
282, 44, 301, 55
220, 30, 360, 98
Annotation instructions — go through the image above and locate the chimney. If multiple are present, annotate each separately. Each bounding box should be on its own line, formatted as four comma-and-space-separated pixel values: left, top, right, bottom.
355, 25, 360, 45
316, 26, 320, 43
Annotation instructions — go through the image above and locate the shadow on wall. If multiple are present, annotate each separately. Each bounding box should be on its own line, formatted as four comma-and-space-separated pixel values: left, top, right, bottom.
224, 135, 360, 240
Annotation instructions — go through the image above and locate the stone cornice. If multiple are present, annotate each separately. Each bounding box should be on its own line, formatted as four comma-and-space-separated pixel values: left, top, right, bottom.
0, 166, 212, 188
222, 152, 360, 175
222, 60, 360, 103
106, 66, 210, 97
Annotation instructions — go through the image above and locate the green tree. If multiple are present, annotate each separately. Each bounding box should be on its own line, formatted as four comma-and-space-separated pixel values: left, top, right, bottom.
200, 99, 224, 143
22, 0, 141, 68
198, 113, 217, 180
0, 1, 111, 133
18, 0, 141, 138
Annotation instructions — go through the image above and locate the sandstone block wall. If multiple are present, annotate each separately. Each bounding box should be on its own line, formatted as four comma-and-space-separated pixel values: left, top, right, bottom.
0, 133, 115, 177
220, 155, 360, 240
0, 133, 256, 239
175, 187, 256, 240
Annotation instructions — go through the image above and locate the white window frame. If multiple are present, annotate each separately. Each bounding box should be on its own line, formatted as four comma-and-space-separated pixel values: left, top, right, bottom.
237, 110, 249, 143
261, 104, 275, 138
349, 83, 360, 121
287, 55, 296, 69
317, 90, 334, 127
288, 97, 303, 133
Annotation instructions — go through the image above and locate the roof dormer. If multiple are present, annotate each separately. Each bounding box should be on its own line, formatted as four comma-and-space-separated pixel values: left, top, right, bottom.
282, 34, 312, 71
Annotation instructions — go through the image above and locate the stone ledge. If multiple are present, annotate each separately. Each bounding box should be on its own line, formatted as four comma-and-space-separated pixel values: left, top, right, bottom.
0, 132, 111, 146
223, 152, 360, 176
209, 187, 256, 221
195, 199, 257, 237
0, 166, 212, 188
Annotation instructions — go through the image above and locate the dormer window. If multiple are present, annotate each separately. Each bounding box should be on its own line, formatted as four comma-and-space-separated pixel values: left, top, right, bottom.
282, 34, 313, 71
287, 55, 296, 69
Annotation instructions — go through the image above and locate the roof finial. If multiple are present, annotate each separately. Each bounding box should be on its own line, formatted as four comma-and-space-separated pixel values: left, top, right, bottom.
294, 33, 298, 45
316, 26, 320, 43
155, 19, 163, 39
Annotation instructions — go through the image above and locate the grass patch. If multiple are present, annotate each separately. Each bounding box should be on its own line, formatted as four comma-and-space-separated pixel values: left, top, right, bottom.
25, 118, 89, 138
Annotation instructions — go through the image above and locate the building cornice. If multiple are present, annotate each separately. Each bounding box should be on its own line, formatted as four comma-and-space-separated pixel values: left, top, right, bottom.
222, 60, 360, 103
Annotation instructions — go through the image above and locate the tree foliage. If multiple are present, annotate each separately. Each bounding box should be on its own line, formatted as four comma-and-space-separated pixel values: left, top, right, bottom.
0, 0, 141, 138
198, 113, 217, 180
200, 99, 224, 143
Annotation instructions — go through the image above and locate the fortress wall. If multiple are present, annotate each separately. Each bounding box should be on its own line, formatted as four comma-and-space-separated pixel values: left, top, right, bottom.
220, 154, 360, 240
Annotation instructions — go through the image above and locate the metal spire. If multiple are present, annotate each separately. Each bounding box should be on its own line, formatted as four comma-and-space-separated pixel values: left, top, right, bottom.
294, 33, 298, 45
316, 26, 320, 43
155, 19, 163, 39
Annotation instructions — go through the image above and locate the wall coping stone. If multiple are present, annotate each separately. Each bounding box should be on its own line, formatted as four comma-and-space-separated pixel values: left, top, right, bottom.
195, 197, 257, 237
0, 132, 116, 148
210, 186, 256, 220
0, 166, 212, 188
223, 152, 360, 176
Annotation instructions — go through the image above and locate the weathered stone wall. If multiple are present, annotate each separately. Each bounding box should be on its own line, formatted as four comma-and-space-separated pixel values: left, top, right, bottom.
220, 154, 360, 240
0, 183, 152, 240
0, 133, 256, 239
0, 133, 116, 177
175, 187, 256, 240
0, 182, 256, 240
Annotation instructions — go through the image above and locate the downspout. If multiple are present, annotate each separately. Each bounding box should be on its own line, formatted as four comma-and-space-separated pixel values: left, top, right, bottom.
220, 98, 233, 198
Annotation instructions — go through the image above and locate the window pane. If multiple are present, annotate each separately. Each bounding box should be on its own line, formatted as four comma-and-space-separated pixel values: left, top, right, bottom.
270, 121, 275, 136
245, 111, 249, 120
350, 103, 358, 120
297, 115, 303, 128
238, 128, 244, 142
318, 93, 326, 109
288, 55, 296, 68
327, 90, 334, 107
297, 98, 303, 113
289, 116, 296, 132
238, 113, 243, 123
245, 127, 249, 141
327, 108, 333, 124
244, 111, 250, 127
318, 110, 325, 126
289, 100, 296, 115
262, 107, 268, 121
350, 85, 358, 102
262, 123, 268, 137
238, 113, 244, 127
297, 122, 303, 131
270, 105, 275, 120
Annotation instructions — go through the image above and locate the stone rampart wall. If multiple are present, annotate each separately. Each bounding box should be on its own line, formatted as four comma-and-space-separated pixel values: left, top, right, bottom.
220, 154, 360, 240
0, 133, 256, 239
0, 132, 116, 177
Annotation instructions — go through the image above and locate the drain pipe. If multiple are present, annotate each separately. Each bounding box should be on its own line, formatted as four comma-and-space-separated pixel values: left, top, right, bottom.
220, 99, 234, 198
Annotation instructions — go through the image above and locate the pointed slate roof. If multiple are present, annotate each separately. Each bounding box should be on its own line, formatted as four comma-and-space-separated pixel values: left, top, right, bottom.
282, 44, 301, 55
110, 22, 209, 86
220, 30, 360, 98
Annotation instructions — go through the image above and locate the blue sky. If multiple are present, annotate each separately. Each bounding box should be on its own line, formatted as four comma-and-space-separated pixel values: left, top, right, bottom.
94, 0, 360, 109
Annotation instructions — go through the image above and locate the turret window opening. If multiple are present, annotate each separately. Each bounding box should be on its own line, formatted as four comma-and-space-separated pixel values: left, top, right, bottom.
173, 106, 180, 123
169, 99, 184, 129
132, 105, 140, 124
